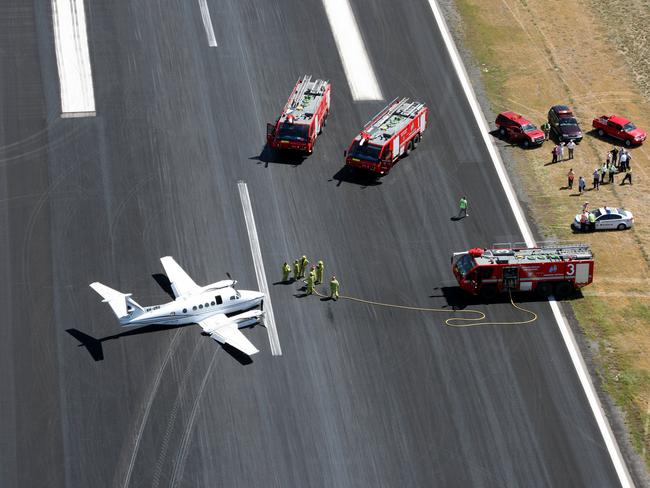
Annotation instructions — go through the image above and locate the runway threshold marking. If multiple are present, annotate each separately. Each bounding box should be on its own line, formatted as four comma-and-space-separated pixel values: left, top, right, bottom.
197, 0, 217, 47
238, 181, 282, 356
321, 0, 383, 101
425, 1, 633, 486
51, 0, 96, 117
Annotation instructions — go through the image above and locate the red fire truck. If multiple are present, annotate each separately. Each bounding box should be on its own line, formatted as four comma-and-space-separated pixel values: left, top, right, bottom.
266, 75, 331, 154
451, 243, 594, 298
344, 97, 428, 175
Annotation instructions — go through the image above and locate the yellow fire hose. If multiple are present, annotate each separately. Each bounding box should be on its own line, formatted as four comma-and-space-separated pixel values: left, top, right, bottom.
309, 284, 537, 327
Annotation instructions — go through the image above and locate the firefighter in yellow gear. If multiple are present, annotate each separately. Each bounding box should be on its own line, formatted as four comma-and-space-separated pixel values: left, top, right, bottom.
293, 260, 300, 281
299, 255, 309, 278
306, 272, 315, 295
330, 276, 340, 300
282, 262, 291, 282
316, 260, 324, 284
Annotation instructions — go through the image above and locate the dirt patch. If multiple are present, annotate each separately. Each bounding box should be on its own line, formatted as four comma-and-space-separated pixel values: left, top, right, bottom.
447, 0, 650, 478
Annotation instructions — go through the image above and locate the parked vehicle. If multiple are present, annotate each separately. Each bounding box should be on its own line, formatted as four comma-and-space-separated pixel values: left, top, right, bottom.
592, 114, 646, 146
548, 105, 583, 142
572, 207, 634, 232
495, 111, 545, 147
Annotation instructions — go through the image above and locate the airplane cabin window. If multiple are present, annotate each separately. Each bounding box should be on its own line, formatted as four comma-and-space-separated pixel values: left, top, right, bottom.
183, 309, 187, 313
205, 303, 209, 307
193, 306, 197, 311
215, 296, 223, 305
199, 304, 203, 309
211, 301, 215, 306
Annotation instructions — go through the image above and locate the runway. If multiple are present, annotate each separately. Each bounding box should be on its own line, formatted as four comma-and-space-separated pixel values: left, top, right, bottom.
0, 0, 629, 486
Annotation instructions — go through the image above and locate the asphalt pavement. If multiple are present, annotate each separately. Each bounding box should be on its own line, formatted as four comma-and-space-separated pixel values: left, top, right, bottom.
0, 0, 629, 486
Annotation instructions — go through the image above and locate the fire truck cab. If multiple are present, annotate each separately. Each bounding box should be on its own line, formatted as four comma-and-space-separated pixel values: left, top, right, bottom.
452, 243, 594, 298
266, 75, 331, 154
345, 97, 428, 175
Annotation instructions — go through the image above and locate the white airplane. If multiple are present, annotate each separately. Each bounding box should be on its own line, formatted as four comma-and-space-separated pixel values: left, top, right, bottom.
90, 256, 264, 355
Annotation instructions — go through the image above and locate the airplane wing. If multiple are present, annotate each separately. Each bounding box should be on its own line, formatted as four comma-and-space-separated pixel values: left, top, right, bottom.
199, 314, 259, 356
160, 256, 201, 298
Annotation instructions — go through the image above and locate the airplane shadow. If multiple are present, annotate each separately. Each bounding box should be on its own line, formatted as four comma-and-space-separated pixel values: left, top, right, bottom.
152, 273, 175, 300
67, 324, 255, 365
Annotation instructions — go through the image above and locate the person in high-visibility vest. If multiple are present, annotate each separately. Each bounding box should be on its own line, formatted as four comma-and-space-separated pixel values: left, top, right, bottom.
330, 276, 340, 300
458, 196, 468, 218
541, 122, 550, 140
588, 212, 596, 232
316, 260, 324, 284
282, 262, 291, 282
293, 260, 300, 281
306, 272, 315, 295
299, 255, 309, 278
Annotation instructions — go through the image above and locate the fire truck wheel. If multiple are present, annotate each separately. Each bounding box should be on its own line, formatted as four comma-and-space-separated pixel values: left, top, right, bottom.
405, 140, 414, 156
536, 282, 553, 298
554, 282, 572, 299
413, 133, 421, 147
480, 285, 498, 300
323, 112, 328, 127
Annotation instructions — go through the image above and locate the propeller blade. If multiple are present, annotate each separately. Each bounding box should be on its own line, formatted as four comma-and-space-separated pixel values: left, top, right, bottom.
226, 272, 232, 280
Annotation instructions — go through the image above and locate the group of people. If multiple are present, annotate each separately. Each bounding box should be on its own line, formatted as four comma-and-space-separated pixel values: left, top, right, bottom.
577, 201, 596, 232
281, 256, 340, 300
550, 140, 576, 163
565, 146, 634, 194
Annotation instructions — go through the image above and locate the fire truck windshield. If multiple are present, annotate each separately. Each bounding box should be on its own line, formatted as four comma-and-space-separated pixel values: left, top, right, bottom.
454, 254, 475, 277
277, 123, 309, 141
348, 141, 382, 162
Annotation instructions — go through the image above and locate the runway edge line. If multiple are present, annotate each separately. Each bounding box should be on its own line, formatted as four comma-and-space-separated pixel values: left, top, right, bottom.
238, 181, 282, 356
426, 1, 633, 486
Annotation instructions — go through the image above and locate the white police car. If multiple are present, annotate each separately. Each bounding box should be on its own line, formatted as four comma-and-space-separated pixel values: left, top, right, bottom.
572, 207, 634, 232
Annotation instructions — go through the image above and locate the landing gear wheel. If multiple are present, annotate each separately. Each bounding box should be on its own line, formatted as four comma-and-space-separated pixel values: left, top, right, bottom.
536, 282, 553, 298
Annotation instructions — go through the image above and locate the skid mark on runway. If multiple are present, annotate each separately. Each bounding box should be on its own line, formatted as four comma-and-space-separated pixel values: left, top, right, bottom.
121, 328, 184, 488
151, 337, 204, 488
169, 349, 219, 487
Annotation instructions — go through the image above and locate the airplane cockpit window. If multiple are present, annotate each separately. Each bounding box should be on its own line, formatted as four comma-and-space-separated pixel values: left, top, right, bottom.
230, 296, 235, 300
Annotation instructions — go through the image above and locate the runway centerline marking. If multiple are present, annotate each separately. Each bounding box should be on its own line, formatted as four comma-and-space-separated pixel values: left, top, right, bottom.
426, 1, 632, 486
321, 0, 383, 101
51, 0, 96, 117
197, 0, 217, 47
238, 181, 282, 356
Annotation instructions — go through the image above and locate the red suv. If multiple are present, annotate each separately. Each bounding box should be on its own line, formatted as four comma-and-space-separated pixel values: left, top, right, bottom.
495, 111, 545, 147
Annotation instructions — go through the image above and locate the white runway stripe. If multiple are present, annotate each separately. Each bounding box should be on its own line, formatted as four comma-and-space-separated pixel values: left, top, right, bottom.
322, 0, 383, 101
238, 181, 282, 356
51, 0, 96, 117
198, 0, 217, 47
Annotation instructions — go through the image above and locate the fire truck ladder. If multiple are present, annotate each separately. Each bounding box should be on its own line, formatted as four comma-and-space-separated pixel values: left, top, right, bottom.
363, 97, 424, 136
287, 75, 328, 111
491, 241, 592, 259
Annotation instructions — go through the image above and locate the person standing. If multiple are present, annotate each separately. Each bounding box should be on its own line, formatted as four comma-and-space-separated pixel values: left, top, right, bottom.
329, 276, 340, 300
551, 145, 559, 164
600, 161, 607, 183
588, 211, 596, 232
558, 142, 565, 161
626, 150, 632, 171
541, 121, 551, 140
581, 201, 589, 213
578, 176, 586, 194
593, 168, 600, 190
619, 149, 628, 172
621, 169, 633, 185
293, 260, 300, 281
611, 147, 619, 166
299, 255, 309, 278
567, 168, 575, 189
567, 139, 575, 159
316, 260, 324, 284
608, 162, 616, 184
282, 262, 291, 282
308, 265, 317, 285
306, 272, 315, 295
580, 211, 588, 232
458, 196, 468, 218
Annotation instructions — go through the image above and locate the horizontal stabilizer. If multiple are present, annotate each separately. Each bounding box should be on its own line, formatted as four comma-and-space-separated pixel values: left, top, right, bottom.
90, 282, 142, 319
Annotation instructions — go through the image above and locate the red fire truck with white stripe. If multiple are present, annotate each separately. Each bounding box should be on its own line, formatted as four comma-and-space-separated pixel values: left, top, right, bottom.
345, 97, 428, 175
452, 242, 594, 298
266, 75, 331, 154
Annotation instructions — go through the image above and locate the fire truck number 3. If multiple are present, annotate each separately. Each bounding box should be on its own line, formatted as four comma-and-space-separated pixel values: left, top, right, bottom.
566, 264, 575, 275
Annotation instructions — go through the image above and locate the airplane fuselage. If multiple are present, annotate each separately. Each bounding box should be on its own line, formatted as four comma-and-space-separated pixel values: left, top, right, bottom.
121, 285, 263, 327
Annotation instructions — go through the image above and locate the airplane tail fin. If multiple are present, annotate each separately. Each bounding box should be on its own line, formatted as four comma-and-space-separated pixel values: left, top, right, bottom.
90, 282, 144, 320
